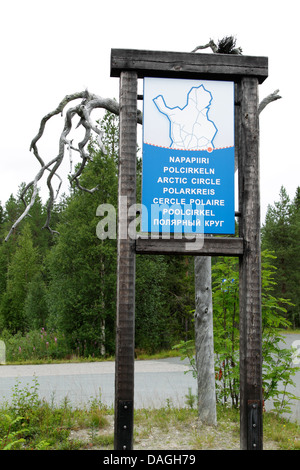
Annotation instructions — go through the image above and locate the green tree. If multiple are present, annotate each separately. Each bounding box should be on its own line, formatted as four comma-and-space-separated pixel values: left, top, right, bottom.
46, 146, 118, 356
162, 256, 195, 342
288, 187, 300, 325
135, 254, 170, 353
0, 185, 59, 334
211, 256, 240, 406
24, 271, 48, 329
46, 112, 119, 355
262, 186, 300, 326
0, 202, 4, 235
211, 251, 298, 413
262, 186, 292, 295
0, 223, 40, 333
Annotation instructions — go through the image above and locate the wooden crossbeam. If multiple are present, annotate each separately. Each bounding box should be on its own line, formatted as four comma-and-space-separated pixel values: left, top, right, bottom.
135, 236, 243, 256
111, 49, 268, 84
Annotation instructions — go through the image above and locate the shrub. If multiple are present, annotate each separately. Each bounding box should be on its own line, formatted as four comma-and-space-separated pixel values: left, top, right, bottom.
1, 328, 69, 362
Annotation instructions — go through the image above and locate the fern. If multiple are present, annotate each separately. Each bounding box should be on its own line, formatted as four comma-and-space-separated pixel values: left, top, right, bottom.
0, 414, 28, 450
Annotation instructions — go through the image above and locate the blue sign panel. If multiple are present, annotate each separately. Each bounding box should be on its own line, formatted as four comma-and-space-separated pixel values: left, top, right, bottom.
142, 78, 235, 235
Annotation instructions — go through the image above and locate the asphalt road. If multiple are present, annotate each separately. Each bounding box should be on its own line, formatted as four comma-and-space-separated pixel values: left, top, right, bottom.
0, 334, 299, 422
0, 357, 196, 410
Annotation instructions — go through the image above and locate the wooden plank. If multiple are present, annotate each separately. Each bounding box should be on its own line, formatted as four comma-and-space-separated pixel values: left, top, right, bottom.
111, 49, 268, 83
114, 71, 137, 451
238, 77, 263, 450
135, 236, 244, 256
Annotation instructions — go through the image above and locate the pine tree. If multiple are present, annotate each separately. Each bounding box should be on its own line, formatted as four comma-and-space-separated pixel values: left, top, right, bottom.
262, 186, 300, 326
46, 147, 118, 355
0, 223, 40, 332
46, 113, 119, 355
288, 187, 300, 326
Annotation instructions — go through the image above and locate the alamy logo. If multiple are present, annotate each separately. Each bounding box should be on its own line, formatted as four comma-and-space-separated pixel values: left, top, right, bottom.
96, 198, 204, 251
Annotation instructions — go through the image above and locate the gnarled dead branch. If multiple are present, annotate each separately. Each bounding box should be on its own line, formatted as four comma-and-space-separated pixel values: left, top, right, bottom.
191, 36, 242, 55
4, 91, 143, 241
258, 89, 281, 114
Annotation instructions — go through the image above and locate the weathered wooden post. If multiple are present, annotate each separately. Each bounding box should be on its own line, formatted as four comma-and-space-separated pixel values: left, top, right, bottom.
114, 71, 137, 450
238, 77, 263, 450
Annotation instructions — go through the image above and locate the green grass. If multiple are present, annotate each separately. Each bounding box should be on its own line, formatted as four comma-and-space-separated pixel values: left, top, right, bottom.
135, 348, 181, 360
280, 328, 300, 335
263, 412, 300, 450
1, 349, 181, 366
0, 378, 298, 450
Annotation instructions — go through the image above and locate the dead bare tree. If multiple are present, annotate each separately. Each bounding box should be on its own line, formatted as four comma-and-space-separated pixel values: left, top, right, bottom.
5, 92, 142, 241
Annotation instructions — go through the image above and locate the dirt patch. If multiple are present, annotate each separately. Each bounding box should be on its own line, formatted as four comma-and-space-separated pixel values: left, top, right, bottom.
69, 414, 280, 450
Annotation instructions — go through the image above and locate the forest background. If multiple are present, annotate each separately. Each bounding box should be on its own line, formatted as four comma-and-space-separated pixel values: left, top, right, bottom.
0, 112, 299, 365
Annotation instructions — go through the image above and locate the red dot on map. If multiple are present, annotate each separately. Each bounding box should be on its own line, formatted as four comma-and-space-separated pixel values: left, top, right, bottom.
207, 147, 213, 153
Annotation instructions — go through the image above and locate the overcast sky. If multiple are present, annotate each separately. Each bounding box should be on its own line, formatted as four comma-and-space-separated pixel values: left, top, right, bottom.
1, 0, 299, 224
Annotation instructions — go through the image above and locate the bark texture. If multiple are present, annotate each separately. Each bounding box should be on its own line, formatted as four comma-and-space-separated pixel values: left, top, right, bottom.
194, 255, 217, 426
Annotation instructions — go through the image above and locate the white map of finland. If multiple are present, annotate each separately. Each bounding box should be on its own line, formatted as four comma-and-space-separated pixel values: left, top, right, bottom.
152, 84, 218, 151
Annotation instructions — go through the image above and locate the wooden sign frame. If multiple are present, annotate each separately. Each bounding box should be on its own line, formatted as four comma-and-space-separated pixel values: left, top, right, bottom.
111, 48, 268, 451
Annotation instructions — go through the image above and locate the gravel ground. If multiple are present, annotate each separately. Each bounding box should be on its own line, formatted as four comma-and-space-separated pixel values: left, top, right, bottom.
69, 414, 281, 451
